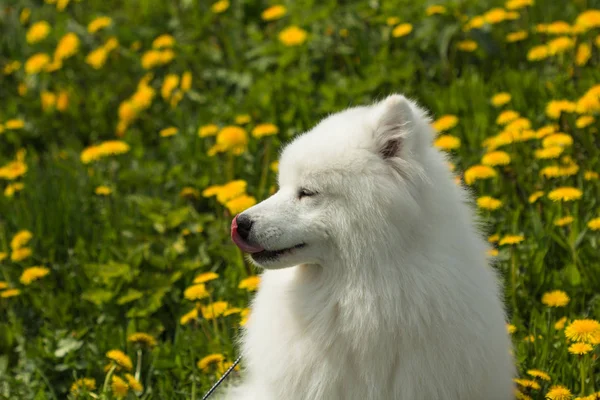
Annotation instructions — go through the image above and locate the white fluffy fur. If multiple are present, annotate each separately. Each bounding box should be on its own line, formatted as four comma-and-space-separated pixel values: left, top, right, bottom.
222, 94, 515, 399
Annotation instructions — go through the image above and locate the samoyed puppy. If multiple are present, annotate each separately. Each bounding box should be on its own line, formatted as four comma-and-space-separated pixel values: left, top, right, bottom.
225, 94, 515, 399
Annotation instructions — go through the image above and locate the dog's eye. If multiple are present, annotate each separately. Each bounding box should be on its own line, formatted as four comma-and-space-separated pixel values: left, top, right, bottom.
298, 188, 317, 199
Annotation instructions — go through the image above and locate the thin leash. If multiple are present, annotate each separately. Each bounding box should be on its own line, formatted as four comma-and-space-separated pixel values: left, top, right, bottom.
201, 355, 242, 400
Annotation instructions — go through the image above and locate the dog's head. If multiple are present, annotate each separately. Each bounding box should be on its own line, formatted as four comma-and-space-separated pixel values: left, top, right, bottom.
231, 94, 437, 269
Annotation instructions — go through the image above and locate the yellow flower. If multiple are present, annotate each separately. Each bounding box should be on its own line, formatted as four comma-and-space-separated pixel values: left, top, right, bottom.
514, 389, 532, 400
11, 230, 32, 251
528, 191, 544, 204
270, 161, 279, 173
483, 8, 508, 24
505, 0, 533, 10
535, 146, 563, 160
565, 319, 600, 343
507, 323, 517, 334
392, 23, 413, 38
184, 284, 209, 301
431, 115, 458, 132
482, 151, 510, 166
505, 117, 531, 132
203, 180, 247, 203
70, 378, 96, 395
180, 308, 198, 325
252, 123, 279, 138
527, 45, 549, 61
547, 187, 582, 202
555, 316, 567, 330
546, 100, 576, 119
542, 290, 570, 307
547, 36, 574, 55
106, 350, 133, 370
125, 374, 143, 392
11, 247, 32, 262
546, 385, 572, 400
279, 26, 308, 46
488, 234, 500, 243
569, 342, 593, 355
239, 276, 261, 291
464, 165, 497, 185
20, 8, 31, 24
527, 369, 551, 381
585, 171, 599, 181
198, 124, 219, 137
159, 127, 178, 137
499, 235, 524, 246
152, 34, 175, 49
506, 31, 528, 43
26, 21, 51, 44
575, 9, 600, 31
194, 272, 219, 284
262, 5, 287, 21
54, 32, 80, 61
235, 114, 251, 125
85, 47, 109, 69
25, 53, 51, 74
209, 126, 248, 156
225, 195, 257, 215
198, 354, 225, 371
464, 16, 485, 31
496, 110, 519, 125
0, 281, 7, 289
433, 135, 460, 151
486, 249, 499, 257
111, 375, 129, 397
542, 133, 573, 148
141, 50, 175, 69
476, 196, 502, 210
223, 307, 243, 317
425, 5, 446, 16
56, 91, 69, 112
88, 16, 112, 33
575, 115, 594, 128
546, 21, 572, 35
127, 332, 157, 347
457, 40, 477, 52
240, 308, 251, 326
80, 140, 130, 164
41, 91, 56, 112
0, 160, 28, 181
588, 218, 600, 231
4, 182, 25, 197
95, 186, 112, 196
20, 266, 50, 285
514, 379, 541, 390
575, 43, 591, 66
211, 0, 229, 13
1, 289, 21, 298
491, 93, 511, 107
180, 187, 199, 199
180, 71, 192, 92
201, 301, 229, 319
554, 216, 574, 227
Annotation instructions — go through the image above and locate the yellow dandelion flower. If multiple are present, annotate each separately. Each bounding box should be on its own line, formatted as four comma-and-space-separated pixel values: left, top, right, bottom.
223, 307, 243, 317
565, 319, 600, 343
125, 374, 143, 392
527, 45, 549, 61
491, 93, 511, 107
483, 8, 508, 24
184, 284, 209, 301
201, 301, 229, 319
431, 115, 459, 132
464, 16, 485, 31
70, 377, 96, 395
547, 36, 574, 55
20, 266, 50, 285
262, 5, 286, 21
499, 235, 524, 246
26, 21, 51, 44
0, 281, 7, 290
209, 126, 248, 156
235, 114, 251, 125
106, 350, 133, 370
180, 71, 192, 92
111, 375, 129, 397
542, 290, 570, 307
161, 74, 179, 100
270, 161, 279, 173
433, 135, 461, 151
179, 187, 199, 199
11, 247, 32, 262
128, 332, 157, 347
54, 32, 80, 61
464, 165, 497, 185
88, 16, 112, 33
457, 40, 477, 52
587, 218, 600, 231
514, 379, 541, 390
507, 324, 517, 334
159, 127, 178, 137
546, 100, 576, 119
584, 171, 599, 181
505, 0, 533, 10
211, 0, 229, 13
575, 9, 600, 31
575, 115, 594, 128
11, 230, 32, 250
568, 342, 593, 355
20, 8, 31, 24
547, 187, 582, 202
80, 140, 130, 164
535, 146, 563, 160
198, 124, 219, 137
198, 354, 225, 371
252, 123, 279, 138
1, 289, 21, 298
542, 133, 573, 148
528, 191, 544, 204
238, 276, 261, 291
575, 43, 591, 66
180, 308, 198, 325
152, 34, 175, 49
527, 369, 551, 381
486, 248, 499, 257
545, 385, 572, 400
194, 272, 219, 284
426, 5, 446, 16
505, 117, 531, 132
496, 110, 520, 125
85, 47, 109, 69
95, 186, 112, 196
554, 216, 574, 227
506, 31, 528, 43
477, 196, 502, 210
546, 21, 572, 35
392, 23, 413, 38
25, 53, 51, 74
278, 26, 308, 46
488, 234, 500, 243
225, 195, 257, 215
555, 316, 568, 330
482, 151, 510, 166
515, 389, 532, 400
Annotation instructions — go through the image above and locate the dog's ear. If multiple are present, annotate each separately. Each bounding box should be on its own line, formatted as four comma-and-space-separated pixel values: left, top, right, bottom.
373, 94, 414, 160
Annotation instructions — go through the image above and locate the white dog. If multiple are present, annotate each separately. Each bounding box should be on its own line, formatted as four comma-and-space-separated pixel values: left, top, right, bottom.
226, 94, 515, 399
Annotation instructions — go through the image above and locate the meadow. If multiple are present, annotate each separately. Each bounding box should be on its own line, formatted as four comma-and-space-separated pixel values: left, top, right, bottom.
1, 0, 600, 399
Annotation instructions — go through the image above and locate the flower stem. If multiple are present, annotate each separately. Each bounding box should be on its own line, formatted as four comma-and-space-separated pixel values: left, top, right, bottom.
102, 364, 117, 397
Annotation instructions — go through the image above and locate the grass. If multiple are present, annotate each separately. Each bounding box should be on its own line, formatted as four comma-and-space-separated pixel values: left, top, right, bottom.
1, 0, 600, 399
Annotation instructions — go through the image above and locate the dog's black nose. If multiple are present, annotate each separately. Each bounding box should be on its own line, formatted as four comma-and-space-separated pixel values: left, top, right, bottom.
236, 214, 253, 240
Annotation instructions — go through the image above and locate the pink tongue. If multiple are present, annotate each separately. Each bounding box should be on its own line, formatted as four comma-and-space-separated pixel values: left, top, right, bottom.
231, 215, 264, 254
